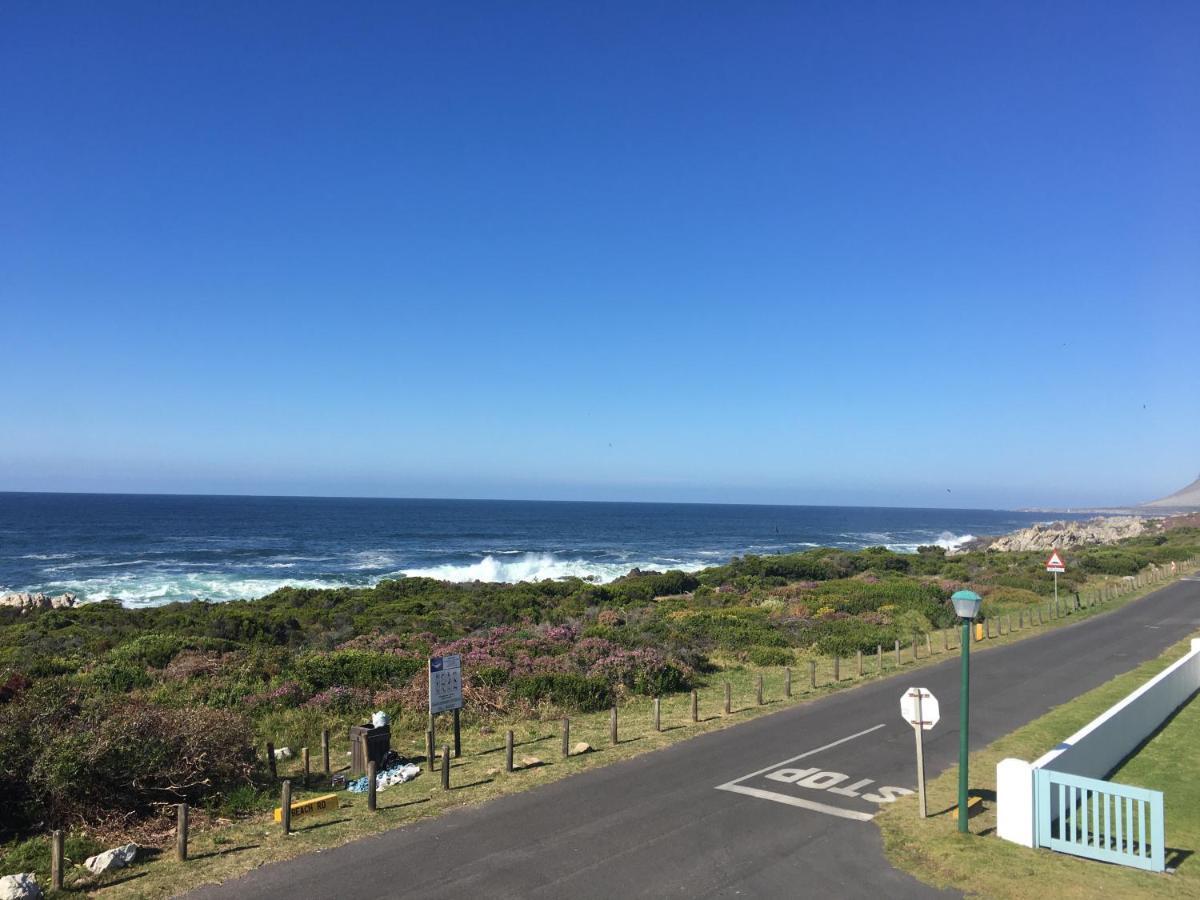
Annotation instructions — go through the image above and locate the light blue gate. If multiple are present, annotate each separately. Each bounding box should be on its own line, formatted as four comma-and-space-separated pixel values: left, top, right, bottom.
1036, 769, 1165, 872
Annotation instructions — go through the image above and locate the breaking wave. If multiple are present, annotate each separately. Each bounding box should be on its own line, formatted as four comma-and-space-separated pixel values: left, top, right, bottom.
401, 553, 705, 584
881, 531, 975, 554
35, 574, 363, 608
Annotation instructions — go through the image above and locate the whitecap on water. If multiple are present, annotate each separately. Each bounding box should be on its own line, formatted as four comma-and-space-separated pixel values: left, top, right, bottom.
401, 552, 706, 584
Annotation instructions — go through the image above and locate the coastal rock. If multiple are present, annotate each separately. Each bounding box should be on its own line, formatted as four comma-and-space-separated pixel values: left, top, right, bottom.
988, 517, 1150, 553
0, 592, 77, 613
0, 873, 41, 900
84, 842, 139, 875
519, 755, 543, 768
572, 741, 593, 755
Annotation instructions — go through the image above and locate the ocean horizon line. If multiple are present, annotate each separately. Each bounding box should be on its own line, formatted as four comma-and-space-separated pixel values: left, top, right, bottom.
0, 489, 1020, 515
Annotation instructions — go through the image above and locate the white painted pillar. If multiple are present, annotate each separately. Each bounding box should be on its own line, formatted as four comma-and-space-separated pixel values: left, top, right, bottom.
996, 758, 1035, 847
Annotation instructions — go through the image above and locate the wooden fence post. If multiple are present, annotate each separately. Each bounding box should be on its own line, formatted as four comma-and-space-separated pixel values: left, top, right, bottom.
911, 638, 918, 661
654, 697, 661, 732
176, 803, 189, 861
301, 747, 310, 786
894, 640, 901, 666
942, 629, 949, 651
809, 660, 817, 689
925, 633, 932, 656
857, 650, 863, 677
784, 667, 792, 698
833, 657, 840, 681
267, 741, 276, 780
691, 688, 699, 722
367, 760, 377, 811
441, 745, 450, 790
877, 644, 883, 673
562, 717, 570, 757
724, 681, 732, 713
453, 708, 462, 758
505, 730, 514, 773
756, 673, 764, 704
426, 729, 436, 772
280, 780, 292, 835
51, 830, 64, 889
610, 705, 619, 745
321, 729, 330, 777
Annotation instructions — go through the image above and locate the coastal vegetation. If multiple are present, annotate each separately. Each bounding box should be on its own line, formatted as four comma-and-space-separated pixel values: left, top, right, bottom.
1, 526, 1198, 852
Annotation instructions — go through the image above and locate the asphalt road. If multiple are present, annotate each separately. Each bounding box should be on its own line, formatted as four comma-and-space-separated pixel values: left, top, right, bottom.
191, 577, 1200, 899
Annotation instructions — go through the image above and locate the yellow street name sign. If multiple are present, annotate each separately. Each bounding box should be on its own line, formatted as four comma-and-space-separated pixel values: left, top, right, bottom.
273, 793, 340, 823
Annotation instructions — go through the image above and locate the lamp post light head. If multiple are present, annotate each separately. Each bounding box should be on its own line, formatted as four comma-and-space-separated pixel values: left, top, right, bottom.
951, 590, 982, 620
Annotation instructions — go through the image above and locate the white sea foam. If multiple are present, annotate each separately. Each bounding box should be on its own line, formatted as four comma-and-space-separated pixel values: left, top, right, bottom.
349, 550, 398, 570
881, 532, 975, 554
37, 574, 362, 607
401, 553, 705, 585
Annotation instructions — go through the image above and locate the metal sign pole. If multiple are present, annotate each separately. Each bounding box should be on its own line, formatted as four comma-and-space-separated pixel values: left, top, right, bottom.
912, 690, 927, 818
1054, 570, 1058, 613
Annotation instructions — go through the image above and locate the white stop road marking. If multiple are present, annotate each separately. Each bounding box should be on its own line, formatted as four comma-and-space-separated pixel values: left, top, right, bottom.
715, 723, 913, 821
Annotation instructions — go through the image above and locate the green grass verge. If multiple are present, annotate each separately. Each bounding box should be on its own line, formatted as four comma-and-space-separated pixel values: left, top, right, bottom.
878, 634, 1200, 898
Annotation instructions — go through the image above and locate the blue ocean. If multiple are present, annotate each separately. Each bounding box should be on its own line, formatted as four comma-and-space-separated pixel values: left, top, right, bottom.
0, 493, 1081, 607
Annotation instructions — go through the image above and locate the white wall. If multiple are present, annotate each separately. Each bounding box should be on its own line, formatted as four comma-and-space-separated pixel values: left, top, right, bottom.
1032, 637, 1200, 779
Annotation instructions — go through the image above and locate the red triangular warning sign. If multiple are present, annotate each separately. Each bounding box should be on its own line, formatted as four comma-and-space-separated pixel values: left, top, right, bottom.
1045, 550, 1065, 571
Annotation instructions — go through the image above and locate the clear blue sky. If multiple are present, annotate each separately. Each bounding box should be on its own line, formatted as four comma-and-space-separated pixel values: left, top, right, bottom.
2, 2, 1197, 509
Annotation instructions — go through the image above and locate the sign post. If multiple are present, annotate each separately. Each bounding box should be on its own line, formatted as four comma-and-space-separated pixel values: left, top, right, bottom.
428, 654, 464, 763
900, 687, 940, 819
1046, 550, 1066, 613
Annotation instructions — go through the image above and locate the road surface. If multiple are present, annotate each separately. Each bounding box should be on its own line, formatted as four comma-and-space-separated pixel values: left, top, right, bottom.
191, 577, 1200, 899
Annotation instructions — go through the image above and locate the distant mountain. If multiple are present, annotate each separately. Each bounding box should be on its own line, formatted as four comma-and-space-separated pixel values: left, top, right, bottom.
1142, 474, 1200, 510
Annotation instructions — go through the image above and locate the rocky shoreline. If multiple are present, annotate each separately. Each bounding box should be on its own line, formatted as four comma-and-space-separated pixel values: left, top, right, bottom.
0, 591, 78, 613
984, 516, 1150, 552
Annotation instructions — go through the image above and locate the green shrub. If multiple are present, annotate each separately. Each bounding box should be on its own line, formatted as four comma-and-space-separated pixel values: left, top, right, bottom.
510, 673, 613, 712
0, 686, 255, 830
470, 666, 510, 688
748, 646, 794, 666
88, 661, 152, 693
294, 650, 421, 691
1078, 550, 1148, 577
109, 633, 184, 669
632, 662, 691, 696
811, 618, 895, 656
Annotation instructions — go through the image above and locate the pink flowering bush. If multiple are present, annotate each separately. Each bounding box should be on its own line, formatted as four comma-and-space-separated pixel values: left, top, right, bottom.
302, 686, 372, 712
244, 680, 306, 710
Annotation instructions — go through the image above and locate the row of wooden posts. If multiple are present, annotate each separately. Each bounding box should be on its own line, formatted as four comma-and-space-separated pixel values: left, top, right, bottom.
159, 558, 1195, 858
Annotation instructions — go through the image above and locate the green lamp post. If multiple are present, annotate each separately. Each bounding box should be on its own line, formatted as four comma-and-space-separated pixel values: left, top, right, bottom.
951, 589, 982, 833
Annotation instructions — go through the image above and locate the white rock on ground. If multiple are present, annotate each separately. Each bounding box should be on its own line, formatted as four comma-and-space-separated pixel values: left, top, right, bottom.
0, 873, 42, 900
84, 842, 139, 875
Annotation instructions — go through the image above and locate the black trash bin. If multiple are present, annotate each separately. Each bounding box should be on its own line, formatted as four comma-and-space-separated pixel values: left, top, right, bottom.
349, 723, 390, 777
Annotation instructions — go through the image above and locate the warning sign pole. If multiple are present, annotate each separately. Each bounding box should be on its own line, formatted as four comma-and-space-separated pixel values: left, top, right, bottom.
1045, 550, 1066, 614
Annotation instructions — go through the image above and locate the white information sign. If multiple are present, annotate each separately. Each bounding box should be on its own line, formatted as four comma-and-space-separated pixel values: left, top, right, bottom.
429, 654, 463, 714
900, 687, 939, 730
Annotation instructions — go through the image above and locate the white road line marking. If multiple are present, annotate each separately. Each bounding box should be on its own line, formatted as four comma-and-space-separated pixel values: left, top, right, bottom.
715, 723, 887, 789
715, 784, 876, 821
